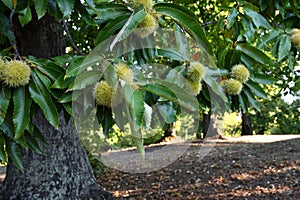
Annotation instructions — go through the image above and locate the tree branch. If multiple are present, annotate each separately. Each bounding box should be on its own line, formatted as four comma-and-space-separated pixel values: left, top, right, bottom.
62, 18, 83, 55
9, 8, 22, 60
201, 21, 218, 27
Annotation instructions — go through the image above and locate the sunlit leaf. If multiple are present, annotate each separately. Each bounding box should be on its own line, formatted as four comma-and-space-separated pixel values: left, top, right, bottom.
278, 34, 291, 62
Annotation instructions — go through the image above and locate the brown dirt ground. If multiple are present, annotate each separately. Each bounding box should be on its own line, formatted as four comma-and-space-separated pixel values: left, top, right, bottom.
97, 135, 300, 199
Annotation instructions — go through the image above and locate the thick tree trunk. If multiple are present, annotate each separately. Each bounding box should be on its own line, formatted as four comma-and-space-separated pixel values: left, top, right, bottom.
241, 113, 253, 136
1, 111, 113, 199
0, 12, 114, 199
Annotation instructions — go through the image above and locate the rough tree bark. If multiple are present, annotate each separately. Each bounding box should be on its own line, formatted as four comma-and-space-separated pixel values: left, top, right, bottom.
241, 112, 253, 136
0, 12, 114, 199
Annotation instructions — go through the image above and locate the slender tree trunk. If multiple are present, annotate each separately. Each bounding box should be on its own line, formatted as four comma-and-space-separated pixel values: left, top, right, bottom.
202, 113, 222, 138
241, 112, 253, 136
156, 123, 176, 143
201, 113, 210, 138
0, 12, 113, 199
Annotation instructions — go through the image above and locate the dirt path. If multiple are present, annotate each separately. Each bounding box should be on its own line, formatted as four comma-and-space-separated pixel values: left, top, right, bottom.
97, 135, 300, 199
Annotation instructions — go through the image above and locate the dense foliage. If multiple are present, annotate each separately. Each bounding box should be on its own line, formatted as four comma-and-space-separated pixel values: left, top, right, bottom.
0, 0, 299, 171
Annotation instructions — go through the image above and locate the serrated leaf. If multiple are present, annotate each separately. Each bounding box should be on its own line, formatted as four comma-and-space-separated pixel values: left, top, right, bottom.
0, 87, 11, 125
58, 92, 73, 103
157, 49, 184, 61
124, 85, 145, 128
143, 103, 152, 128
18, 7, 32, 27
48, 0, 63, 20
227, 8, 238, 29
238, 93, 247, 112
245, 80, 269, 100
95, 15, 129, 45
250, 73, 276, 85
100, 107, 114, 136
69, 71, 100, 91
155, 3, 213, 54
1, 0, 13, 9
57, 0, 75, 16
157, 102, 177, 123
258, 30, 281, 49
65, 55, 102, 78
29, 72, 59, 128
2, 122, 13, 138
6, 140, 23, 172
37, 62, 65, 81
33, 0, 48, 19
52, 75, 75, 89
24, 133, 43, 154
237, 43, 272, 65
243, 88, 261, 111
13, 87, 31, 139
110, 6, 146, 50
278, 34, 291, 62
0, 135, 7, 162
244, 8, 272, 29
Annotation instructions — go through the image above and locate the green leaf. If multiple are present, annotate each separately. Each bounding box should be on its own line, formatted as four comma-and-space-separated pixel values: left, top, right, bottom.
57, 0, 75, 16
203, 76, 228, 103
13, 87, 31, 139
65, 55, 102, 78
29, 72, 59, 128
95, 15, 129, 45
0, 87, 11, 125
243, 88, 261, 111
0, 135, 7, 162
132, 135, 145, 160
58, 92, 72, 103
110, 6, 146, 50
258, 30, 281, 49
24, 133, 43, 154
127, 87, 145, 127
157, 102, 177, 124
1, 0, 13, 9
6, 140, 23, 172
93, 3, 129, 23
35, 69, 52, 89
52, 75, 75, 89
37, 62, 65, 81
250, 73, 276, 85
143, 103, 152, 128
244, 8, 272, 29
227, 8, 238, 29
157, 49, 184, 61
48, 0, 63, 20
155, 3, 213, 54
69, 71, 100, 91
238, 93, 247, 112
245, 80, 269, 99
18, 7, 32, 27
98, 106, 114, 136
236, 43, 272, 65
142, 81, 199, 112
2, 122, 13, 138
33, 0, 48, 19
278, 34, 291, 62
